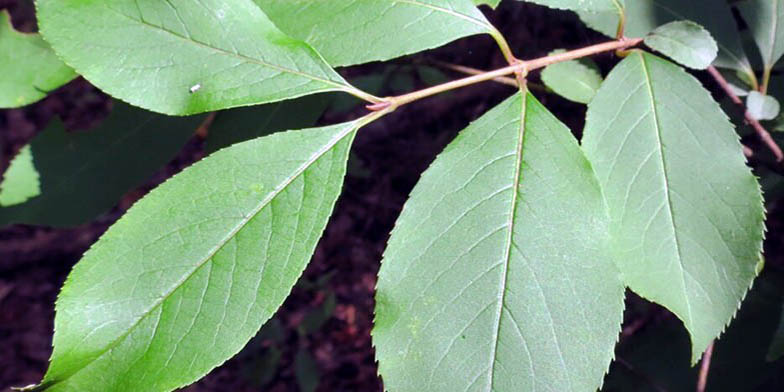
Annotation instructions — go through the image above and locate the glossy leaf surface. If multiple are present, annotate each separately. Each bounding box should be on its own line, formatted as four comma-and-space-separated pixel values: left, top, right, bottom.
644, 21, 717, 70
582, 52, 765, 362
254, 0, 501, 66
374, 92, 624, 391
738, 0, 784, 69
0, 102, 203, 227
33, 120, 360, 391
0, 11, 76, 108
36, 0, 363, 115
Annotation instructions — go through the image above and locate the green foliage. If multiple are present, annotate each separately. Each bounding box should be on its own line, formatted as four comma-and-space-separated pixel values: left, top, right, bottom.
748, 91, 782, 121
738, 0, 784, 70
374, 92, 624, 392
205, 95, 330, 153
35, 0, 368, 115
582, 52, 765, 362
540, 51, 603, 103
578, 0, 753, 77
254, 0, 503, 67
0, 11, 75, 108
0, 102, 203, 227
0, 145, 40, 206
3, 1, 779, 391
519, 0, 622, 12
643, 21, 718, 70
30, 121, 361, 391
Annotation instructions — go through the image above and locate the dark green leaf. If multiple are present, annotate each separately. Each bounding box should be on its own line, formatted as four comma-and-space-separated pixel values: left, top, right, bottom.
0, 102, 202, 227
206, 95, 330, 153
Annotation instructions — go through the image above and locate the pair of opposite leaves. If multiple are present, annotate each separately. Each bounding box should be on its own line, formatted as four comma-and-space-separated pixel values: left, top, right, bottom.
35, 51, 762, 392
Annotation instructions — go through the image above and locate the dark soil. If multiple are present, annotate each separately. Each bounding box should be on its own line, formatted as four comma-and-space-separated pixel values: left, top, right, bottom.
3, 1, 784, 392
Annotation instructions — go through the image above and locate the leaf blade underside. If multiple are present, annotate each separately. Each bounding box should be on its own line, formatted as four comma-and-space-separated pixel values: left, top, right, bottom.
374, 92, 625, 392
582, 51, 765, 362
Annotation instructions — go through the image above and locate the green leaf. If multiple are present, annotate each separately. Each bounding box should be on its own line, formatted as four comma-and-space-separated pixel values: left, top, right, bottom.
474, 0, 502, 7
738, 0, 784, 69
32, 119, 362, 391
577, 0, 752, 76
644, 21, 718, 70
582, 51, 765, 362
540, 50, 603, 104
374, 92, 624, 391
36, 0, 367, 115
295, 349, 320, 392
206, 95, 330, 153
0, 102, 203, 227
0, 145, 40, 206
748, 91, 781, 121
253, 0, 502, 67
518, 0, 622, 12
0, 11, 76, 108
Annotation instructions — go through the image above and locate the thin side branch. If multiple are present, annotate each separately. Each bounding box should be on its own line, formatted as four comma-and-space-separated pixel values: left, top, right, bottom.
707, 66, 783, 161
697, 341, 715, 392
431, 61, 519, 88
368, 37, 643, 111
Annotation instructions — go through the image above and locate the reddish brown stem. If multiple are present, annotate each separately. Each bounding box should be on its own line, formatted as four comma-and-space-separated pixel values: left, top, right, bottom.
697, 341, 715, 392
707, 66, 783, 162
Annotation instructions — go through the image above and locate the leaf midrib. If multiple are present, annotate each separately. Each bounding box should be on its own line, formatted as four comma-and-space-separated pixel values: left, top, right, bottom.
638, 52, 694, 328
48, 123, 358, 387
487, 92, 527, 391
104, 5, 349, 91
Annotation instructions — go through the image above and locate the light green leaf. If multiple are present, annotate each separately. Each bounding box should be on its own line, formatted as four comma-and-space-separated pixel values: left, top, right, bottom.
30, 119, 361, 392
253, 0, 501, 67
0, 102, 203, 227
0, 145, 40, 206
541, 50, 603, 103
748, 91, 781, 121
374, 92, 624, 391
0, 11, 76, 108
474, 0, 502, 7
36, 0, 367, 115
738, 0, 784, 69
518, 0, 622, 12
582, 51, 765, 362
206, 95, 330, 153
644, 21, 718, 70
578, 0, 753, 76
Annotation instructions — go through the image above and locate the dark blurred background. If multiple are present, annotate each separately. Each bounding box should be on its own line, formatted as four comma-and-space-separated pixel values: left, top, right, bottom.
2, 0, 784, 391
